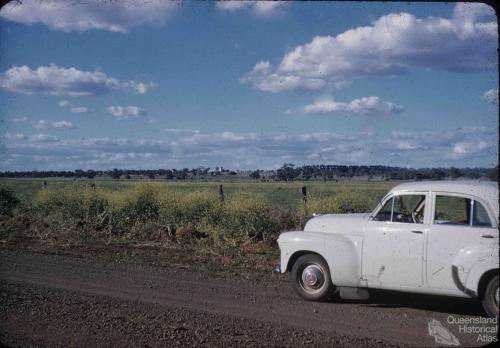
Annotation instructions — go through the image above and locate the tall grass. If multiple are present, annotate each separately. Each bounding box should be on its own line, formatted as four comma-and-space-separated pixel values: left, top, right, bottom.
1, 182, 380, 244
301, 189, 377, 218
21, 184, 286, 243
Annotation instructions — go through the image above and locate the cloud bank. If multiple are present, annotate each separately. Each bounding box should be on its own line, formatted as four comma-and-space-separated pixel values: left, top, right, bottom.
0, 64, 155, 96
242, 3, 497, 92
2, 127, 496, 170
0, 0, 179, 33
33, 120, 74, 129
106, 105, 148, 120
302, 96, 404, 116
216, 1, 288, 16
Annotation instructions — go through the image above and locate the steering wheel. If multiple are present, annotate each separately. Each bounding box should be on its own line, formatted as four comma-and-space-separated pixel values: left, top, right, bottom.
411, 211, 418, 223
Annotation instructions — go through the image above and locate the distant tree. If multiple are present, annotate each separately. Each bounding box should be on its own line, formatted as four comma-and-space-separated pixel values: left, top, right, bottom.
164, 170, 173, 180
486, 166, 498, 182
111, 168, 121, 180
302, 166, 314, 180
148, 173, 155, 180
431, 168, 446, 180
277, 163, 299, 181
75, 169, 85, 178
250, 170, 260, 180
449, 167, 462, 179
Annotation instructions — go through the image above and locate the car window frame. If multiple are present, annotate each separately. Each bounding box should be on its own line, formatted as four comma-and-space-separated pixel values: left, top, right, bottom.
370, 191, 430, 225
430, 191, 496, 229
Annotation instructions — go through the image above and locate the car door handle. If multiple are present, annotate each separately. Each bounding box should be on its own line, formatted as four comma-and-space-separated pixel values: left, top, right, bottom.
411, 230, 423, 234
480, 234, 494, 239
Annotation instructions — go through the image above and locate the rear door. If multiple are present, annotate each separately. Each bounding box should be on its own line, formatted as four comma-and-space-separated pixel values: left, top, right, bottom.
426, 192, 498, 290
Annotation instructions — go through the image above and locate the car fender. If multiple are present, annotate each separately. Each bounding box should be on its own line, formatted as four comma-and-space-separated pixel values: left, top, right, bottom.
278, 231, 362, 287
452, 242, 499, 297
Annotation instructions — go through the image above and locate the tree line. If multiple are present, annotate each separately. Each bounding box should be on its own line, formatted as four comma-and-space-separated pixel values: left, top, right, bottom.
0, 164, 497, 181
272, 164, 498, 182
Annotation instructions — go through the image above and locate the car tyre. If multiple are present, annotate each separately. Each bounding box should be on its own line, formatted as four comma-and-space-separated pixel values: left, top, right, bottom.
291, 254, 334, 301
482, 275, 499, 318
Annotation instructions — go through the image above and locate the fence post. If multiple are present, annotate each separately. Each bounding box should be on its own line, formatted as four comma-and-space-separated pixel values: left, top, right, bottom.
43, 180, 47, 189
302, 185, 307, 204
219, 184, 224, 203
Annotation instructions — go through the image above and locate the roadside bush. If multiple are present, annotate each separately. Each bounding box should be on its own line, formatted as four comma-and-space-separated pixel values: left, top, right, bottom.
28, 183, 290, 243
0, 202, 32, 240
34, 188, 86, 232
33, 187, 112, 236
0, 185, 20, 216
178, 191, 223, 228
129, 221, 166, 240
175, 222, 198, 243
219, 194, 281, 241
111, 184, 160, 234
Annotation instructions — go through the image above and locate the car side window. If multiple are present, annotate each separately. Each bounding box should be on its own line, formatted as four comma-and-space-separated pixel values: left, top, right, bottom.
392, 195, 425, 224
372, 195, 425, 223
373, 197, 393, 221
434, 195, 470, 225
472, 201, 492, 227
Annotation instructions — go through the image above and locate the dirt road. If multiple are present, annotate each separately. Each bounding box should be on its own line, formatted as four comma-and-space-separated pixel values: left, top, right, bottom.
0, 249, 495, 347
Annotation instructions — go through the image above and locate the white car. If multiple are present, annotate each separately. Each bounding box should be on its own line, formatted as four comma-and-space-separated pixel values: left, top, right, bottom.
276, 181, 499, 317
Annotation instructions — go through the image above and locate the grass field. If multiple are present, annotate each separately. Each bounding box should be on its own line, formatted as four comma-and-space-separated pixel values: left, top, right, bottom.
0, 178, 395, 212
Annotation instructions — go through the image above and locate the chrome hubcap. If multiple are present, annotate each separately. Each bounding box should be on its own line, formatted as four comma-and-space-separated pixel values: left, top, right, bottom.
300, 264, 325, 294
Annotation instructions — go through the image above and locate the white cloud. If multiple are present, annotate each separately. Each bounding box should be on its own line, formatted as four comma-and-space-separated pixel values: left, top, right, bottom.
106, 105, 147, 120
34, 120, 74, 129
0, 64, 156, 96
70, 106, 88, 114
302, 96, 404, 115
0, 0, 179, 33
58, 99, 89, 113
11, 116, 28, 123
482, 89, 499, 104
133, 81, 156, 95
243, 3, 497, 92
216, 1, 288, 16
5, 133, 26, 141
452, 141, 489, 156
240, 61, 325, 93
30, 134, 60, 142
2, 126, 496, 170
163, 128, 200, 135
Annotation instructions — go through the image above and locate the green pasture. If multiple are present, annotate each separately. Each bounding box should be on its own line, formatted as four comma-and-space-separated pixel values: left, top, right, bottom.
0, 178, 395, 212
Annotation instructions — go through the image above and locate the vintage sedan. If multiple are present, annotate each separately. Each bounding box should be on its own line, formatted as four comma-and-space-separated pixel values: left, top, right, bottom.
276, 181, 499, 317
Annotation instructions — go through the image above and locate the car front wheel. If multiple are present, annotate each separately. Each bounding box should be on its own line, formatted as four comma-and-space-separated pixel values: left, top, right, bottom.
482, 275, 499, 318
291, 254, 334, 301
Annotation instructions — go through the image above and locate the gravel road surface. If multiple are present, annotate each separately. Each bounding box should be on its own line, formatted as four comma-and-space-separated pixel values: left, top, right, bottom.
0, 249, 495, 347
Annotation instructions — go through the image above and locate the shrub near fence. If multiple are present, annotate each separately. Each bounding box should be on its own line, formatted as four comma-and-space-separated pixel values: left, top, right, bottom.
0, 182, 379, 245
24, 184, 288, 243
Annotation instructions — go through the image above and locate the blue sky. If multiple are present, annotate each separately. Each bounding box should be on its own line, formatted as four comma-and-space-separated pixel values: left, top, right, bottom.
0, 1, 498, 170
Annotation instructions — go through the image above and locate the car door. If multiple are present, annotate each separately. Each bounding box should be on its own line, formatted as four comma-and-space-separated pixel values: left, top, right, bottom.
362, 192, 428, 289
426, 192, 498, 290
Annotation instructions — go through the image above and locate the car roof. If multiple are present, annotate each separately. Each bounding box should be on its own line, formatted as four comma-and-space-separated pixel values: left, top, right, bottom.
390, 180, 499, 218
